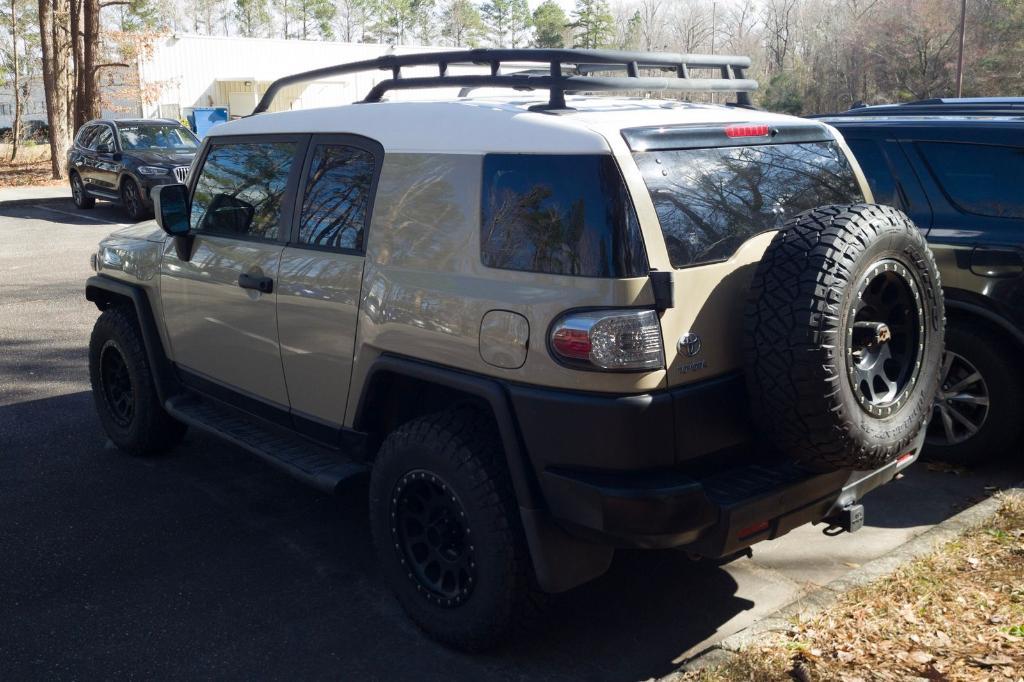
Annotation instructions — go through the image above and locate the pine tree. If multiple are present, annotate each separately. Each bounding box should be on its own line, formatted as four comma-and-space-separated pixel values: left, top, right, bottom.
569, 0, 613, 49
440, 0, 484, 47
234, 0, 272, 37
532, 0, 566, 48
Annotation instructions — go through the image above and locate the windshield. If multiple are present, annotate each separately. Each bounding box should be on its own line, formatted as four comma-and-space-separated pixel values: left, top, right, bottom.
117, 124, 198, 151
634, 141, 864, 268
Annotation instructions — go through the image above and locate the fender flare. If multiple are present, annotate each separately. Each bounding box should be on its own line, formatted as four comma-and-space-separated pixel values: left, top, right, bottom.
354, 354, 613, 592
85, 275, 180, 403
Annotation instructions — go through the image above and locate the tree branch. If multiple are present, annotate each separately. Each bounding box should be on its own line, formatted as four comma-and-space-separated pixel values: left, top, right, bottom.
92, 62, 130, 73
99, 1, 129, 6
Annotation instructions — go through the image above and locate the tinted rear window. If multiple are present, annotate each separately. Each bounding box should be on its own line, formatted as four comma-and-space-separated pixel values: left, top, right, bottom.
634, 141, 864, 268
918, 141, 1024, 219
480, 154, 648, 278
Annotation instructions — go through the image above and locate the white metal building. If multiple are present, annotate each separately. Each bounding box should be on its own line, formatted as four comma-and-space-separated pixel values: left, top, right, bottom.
135, 34, 469, 121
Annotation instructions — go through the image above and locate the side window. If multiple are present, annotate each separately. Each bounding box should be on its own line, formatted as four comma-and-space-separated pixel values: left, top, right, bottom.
480, 154, 648, 277
91, 126, 114, 151
76, 125, 97, 148
189, 141, 297, 240
845, 138, 904, 210
918, 141, 1024, 219
297, 144, 376, 251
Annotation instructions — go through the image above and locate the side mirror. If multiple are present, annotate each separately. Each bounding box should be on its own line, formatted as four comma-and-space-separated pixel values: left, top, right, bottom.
154, 184, 191, 236
95, 143, 112, 154
153, 184, 194, 262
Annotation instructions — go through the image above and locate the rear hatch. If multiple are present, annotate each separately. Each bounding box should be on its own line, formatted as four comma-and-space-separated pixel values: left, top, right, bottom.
623, 121, 868, 388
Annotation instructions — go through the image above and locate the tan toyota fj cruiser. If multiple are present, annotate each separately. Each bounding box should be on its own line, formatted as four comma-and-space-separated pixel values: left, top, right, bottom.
85, 49, 945, 650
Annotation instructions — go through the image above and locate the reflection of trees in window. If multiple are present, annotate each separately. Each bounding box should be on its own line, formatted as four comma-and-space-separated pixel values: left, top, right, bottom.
481, 155, 647, 277
637, 142, 863, 267
190, 142, 296, 240
298, 145, 375, 250
919, 142, 1024, 220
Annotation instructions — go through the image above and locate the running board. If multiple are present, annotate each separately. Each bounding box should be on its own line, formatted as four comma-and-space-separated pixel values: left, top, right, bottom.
165, 394, 367, 493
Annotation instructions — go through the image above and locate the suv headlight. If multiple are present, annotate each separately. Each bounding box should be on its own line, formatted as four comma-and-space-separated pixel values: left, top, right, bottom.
137, 166, 168, 175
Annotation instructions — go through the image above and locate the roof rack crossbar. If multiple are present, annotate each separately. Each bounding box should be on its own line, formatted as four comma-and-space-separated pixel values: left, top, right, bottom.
252, 48, 757, 114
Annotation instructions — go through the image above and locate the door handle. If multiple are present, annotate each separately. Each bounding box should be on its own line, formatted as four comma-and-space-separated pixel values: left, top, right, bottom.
238, 273, 274, 294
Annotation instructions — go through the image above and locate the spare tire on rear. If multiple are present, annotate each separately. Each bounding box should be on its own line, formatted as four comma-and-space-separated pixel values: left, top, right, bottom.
744, 204, 945, 472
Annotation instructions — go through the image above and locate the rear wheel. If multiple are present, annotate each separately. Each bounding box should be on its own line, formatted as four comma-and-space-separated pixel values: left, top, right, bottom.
89, 306, 186, 455
745, 204, 945, 471
369, 407, 540, 651
924, 324, 1023, 465
70, 172, 95, 209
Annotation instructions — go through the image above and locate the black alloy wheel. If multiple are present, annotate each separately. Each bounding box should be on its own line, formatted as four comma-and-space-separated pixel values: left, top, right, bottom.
122, 178, 145, 220
391, 470, 476, 608
846, 260, 924, 417
99, 340, 134, 428
927, 350, 989, 446
71, 173, 95, 209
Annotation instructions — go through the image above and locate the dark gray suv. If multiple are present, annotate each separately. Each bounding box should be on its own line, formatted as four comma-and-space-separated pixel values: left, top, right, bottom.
68, 119, 199, 221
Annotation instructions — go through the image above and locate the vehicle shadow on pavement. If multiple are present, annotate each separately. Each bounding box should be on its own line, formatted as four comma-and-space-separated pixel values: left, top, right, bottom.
0, 200, 137, 226
1, 391, 754, 681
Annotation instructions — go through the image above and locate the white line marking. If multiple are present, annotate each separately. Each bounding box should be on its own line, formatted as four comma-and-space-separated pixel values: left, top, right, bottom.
32, 204, 132, 227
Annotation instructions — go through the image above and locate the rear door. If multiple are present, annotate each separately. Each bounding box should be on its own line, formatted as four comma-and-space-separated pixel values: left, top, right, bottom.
276, 135, 383, 438
624, 124, 867, 388
160, 134, 308, 409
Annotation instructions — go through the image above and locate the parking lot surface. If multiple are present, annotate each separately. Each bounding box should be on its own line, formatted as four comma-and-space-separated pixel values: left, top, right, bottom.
2, 199, 1020, 680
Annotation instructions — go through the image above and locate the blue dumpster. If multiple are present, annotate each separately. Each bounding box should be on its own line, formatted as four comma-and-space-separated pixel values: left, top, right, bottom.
189, 107, 229, 139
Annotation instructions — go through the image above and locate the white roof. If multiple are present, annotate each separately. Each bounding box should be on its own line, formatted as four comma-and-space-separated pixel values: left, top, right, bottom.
206, 96, 819, 154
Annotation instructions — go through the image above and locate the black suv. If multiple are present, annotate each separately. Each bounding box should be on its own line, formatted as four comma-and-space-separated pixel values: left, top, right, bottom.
68, 119, 199, 221
819, 106, 1024, 464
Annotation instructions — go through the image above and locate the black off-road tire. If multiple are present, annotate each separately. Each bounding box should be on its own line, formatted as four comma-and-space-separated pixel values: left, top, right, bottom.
369, 406, 542, 651
70, 172, 96, 209
89, 306, 186, 455
923, 323, 1024, 465
745, 204, 945, 471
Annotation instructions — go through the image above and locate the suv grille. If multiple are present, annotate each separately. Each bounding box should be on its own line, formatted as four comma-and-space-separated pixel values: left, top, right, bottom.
173, 166, 189, 183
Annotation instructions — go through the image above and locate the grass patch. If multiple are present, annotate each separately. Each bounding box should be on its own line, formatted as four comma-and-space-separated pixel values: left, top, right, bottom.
681, 491, 1024, 681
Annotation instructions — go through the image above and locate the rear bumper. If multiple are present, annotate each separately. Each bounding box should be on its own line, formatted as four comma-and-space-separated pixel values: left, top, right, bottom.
508, 376, 924, 557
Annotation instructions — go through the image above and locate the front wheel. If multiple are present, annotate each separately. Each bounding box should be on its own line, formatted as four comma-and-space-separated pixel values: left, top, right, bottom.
121, 177, 149, 221
369, 407, 541, 651
89, 306, 186, 455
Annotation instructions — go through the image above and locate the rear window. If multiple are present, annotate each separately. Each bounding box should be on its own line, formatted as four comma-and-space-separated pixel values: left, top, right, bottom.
634, 141, 864, 268
917, 141, 1024, 219
480, 154, 648, 278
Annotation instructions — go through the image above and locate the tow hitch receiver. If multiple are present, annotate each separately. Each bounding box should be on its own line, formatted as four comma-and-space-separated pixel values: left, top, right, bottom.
824, 503, 865, 535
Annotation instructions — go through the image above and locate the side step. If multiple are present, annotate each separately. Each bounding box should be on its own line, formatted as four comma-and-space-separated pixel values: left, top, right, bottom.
165, 394, 367, 493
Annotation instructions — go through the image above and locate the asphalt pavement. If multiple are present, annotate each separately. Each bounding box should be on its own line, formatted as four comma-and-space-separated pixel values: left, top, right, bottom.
1, 198, 1021, 681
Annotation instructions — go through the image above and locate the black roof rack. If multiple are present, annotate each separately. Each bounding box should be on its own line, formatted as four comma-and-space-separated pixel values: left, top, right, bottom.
252, 48, 757, 114
819, 97, 1024, 118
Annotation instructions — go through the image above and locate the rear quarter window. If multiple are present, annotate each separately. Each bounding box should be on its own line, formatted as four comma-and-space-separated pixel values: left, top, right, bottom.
634, 141, 864, 268
480, 154, 648, 278
917, 141, 1024, 219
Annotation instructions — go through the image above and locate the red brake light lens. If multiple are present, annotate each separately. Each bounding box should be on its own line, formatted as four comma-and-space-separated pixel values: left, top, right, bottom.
724, 124, 771, 138
551, 327, 591, 360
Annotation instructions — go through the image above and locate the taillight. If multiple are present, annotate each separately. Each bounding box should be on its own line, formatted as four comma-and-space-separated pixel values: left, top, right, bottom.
724, 124, 771, 138
550, 310, 664, 371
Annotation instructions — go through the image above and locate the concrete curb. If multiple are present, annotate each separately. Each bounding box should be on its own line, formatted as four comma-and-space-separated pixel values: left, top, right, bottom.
673, 481, 1023, 675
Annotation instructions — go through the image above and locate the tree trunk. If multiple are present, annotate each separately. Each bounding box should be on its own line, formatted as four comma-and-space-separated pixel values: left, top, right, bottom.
70, 0, 82, 131
75, 0, 99, 129
39, 0, 72, 179
10, 0, 20, 162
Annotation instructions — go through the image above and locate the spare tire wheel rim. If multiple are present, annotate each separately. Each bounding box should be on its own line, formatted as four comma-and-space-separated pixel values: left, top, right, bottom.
845, 259, 925, 417
926, 351, 990, 445
390, 469, 476, 608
